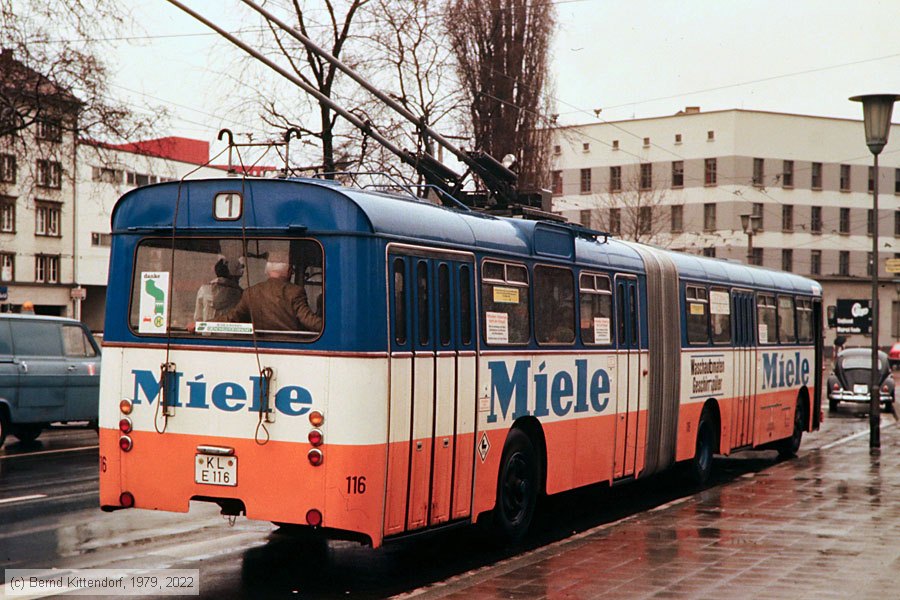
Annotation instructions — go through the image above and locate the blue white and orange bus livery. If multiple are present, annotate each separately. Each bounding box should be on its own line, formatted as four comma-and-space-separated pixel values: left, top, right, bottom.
98, 176, 823, 547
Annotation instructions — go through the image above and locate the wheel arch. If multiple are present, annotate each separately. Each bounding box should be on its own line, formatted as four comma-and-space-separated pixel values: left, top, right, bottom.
509, 416, 547, 497
700, 398, 722, 454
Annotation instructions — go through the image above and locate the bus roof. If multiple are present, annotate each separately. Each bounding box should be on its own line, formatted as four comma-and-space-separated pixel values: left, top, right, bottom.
111, 177, 821, 296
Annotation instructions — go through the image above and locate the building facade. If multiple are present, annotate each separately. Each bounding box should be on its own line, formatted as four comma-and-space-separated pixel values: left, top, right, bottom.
551, 108, 900, 350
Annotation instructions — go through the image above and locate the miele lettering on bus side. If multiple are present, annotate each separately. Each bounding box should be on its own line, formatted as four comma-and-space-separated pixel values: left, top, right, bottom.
129, 369, 313, 416
486, 360, 610, 423
761, 352, 810, 390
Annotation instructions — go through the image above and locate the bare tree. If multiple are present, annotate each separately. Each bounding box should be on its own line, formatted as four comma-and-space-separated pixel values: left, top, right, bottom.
445, 0, 555, 191
595, 164, 678, 246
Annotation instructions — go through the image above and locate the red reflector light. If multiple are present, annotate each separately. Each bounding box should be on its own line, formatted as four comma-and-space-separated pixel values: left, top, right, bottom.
119, 492, 135, 508
306, 509, 323, 527
119, 418, 133, 434
883, 385, 890, 393
308, 429, 323, 447
307, 448, 323, 466
119, 399, 133, 415
832, 383, 840, 390
119, 436, 133, 452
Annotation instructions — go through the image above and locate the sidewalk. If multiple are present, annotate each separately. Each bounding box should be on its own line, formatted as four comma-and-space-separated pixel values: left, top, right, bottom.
406, 424, 900, 600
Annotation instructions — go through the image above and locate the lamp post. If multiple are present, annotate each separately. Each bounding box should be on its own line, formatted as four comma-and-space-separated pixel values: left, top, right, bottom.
850, 93, 899, 453
740, 213, 761, 264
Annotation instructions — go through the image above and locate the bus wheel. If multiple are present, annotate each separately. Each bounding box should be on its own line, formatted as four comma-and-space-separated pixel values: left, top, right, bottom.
688, 411, 715, 486
13, 424, 42, 444
494, 429, 539, 544
777, 402, 804, 459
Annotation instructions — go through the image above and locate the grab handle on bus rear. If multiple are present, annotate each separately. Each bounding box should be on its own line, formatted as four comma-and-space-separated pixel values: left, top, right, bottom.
259, 366, 276, 424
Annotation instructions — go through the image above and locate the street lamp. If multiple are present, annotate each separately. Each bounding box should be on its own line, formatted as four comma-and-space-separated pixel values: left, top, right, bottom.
740, 213, 761, 265
850, 93, 900, 453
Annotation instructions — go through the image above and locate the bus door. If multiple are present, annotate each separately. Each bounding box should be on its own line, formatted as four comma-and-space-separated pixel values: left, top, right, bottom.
731, 291, 756, 447
384, 250, 476, 536
614, 276, 641, 479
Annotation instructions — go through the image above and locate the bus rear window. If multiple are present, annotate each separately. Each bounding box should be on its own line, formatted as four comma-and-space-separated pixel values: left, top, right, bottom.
129, 237, 323, 341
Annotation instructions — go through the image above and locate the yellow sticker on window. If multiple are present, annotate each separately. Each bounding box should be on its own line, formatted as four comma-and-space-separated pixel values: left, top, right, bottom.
690, 302, 705, 315
493, 286, 519, 304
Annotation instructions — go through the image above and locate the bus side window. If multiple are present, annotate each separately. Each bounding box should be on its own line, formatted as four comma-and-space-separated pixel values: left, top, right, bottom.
579, 272, 612, 345
534, 266, 575, 344
796, 298, 813, 343
756, 294, 777, 344
438, 263, 451, 346
416, 261, 430, 345
481, 260, 529, 345
686, 285, 709, 344
778, 295, 796, 343
459, 265, 472, 346
393, 258, 406, 345
710, 287, 732, 344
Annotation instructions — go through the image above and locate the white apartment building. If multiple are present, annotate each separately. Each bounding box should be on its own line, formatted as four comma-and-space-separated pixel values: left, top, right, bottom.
551, 108, 900, 349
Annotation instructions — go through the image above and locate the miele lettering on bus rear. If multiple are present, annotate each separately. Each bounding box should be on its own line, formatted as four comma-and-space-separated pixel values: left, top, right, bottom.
761, 351, 810, 390
129, 369, 313, 415
487, 359, 610, 423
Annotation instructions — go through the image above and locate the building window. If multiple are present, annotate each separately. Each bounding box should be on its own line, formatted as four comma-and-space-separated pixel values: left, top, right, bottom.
608, 208, 621, 235
642, 137, 650, 148
92, 166, 123, 184
640, 163, 652, 190
782, 160, 794, 187
782, 204, 794, 232
126, 171, 152, 187
752, 158, 764, 186
612, 140, 619, 150
671, 161, 684, 188
702, 247, 716, 258
580, 168, 591, 193
811, 162, 823, 189
839, 251, 850, 275
552, 144, 561, 155
675, 133, 682, 144
34, 254, 60, 283
91, 232, 112, 246
36, 159, 62, 189
810, 250, 821, 275
703, 203, 716, 231
638, 206, 652, 235
579, 210, 592, 228
35, 201, 61, 237
36, 118, 63, 142
839, 207, 850, 234
753, 202, 764, 230
869, 166, 875, 193
582, 142, 590, 152
0, 252, 13, 281
782, 249, 793, 272
671, 205, 683, 233
0, 154, 16, 183
707, 130, 715, 141
868, 209, 875, 236
750, 248, 763, 266
0, 196, 14, 232
811, 206, 822, 234
609, 166, 621, 192
704, 158, 717, 185
895, 211, 900, 236
840, 164, 851, 191
895, 168, 900, 194
551, 170, 562, 195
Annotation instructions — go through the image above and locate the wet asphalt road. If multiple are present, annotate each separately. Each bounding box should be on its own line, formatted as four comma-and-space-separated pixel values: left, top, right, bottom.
0, 403, 893, 599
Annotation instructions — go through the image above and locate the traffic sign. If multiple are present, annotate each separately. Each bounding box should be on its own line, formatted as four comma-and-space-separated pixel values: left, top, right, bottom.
886, 258, 900, 274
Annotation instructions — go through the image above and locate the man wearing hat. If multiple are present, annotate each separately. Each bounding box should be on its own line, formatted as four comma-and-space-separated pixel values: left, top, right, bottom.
225, 251, 322, 333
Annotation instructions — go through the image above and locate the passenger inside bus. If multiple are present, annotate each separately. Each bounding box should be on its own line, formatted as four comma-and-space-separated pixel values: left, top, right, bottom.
224, 252, 323, 333
193, 255, 244, 322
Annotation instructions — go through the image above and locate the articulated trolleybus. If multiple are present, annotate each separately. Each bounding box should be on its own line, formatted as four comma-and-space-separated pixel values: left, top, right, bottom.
99, 176, 823, 546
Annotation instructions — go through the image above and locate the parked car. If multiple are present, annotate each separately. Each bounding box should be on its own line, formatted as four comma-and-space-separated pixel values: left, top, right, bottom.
0, 314, 101, 446
889, 341, 900, 369
827, 348, 894, 413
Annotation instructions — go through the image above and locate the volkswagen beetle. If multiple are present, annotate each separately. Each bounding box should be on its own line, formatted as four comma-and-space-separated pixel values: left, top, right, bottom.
827, 348, 894, 412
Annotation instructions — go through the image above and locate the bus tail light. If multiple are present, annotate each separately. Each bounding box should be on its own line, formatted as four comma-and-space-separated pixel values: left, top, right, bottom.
306, 509, 322, 527
120, 399, 133, 415
119, 436, 133, 452
119, 418, 133, 434
832, 382, 840, 391
307, 449, 323, 466
882, 384, 890, 393
119, 492, 135, 508
309, 410, 325, 427
308, 429, 323, 447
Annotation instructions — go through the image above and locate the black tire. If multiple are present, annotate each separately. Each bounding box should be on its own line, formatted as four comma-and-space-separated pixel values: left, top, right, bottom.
494, 429, 539, 544
12, 423, 42, 444
688, 410, 716, 486
885, 401, 894, 414
777, 401, 804, 459
829, 397, 838, 412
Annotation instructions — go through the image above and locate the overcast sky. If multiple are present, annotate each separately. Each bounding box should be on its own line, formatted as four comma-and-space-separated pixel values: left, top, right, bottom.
110, 0, 900, 155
